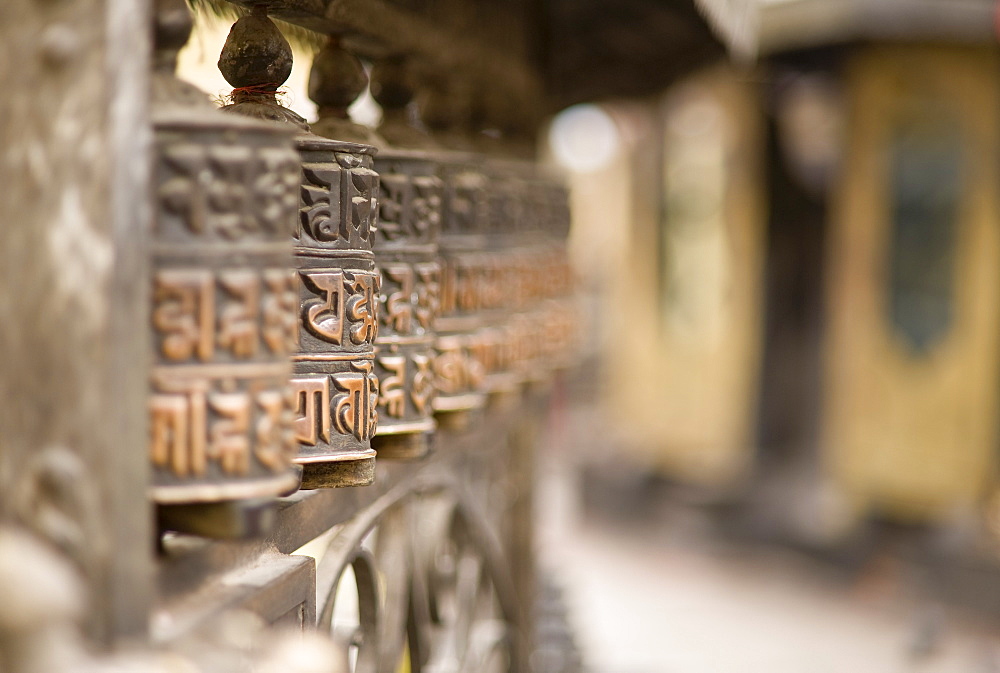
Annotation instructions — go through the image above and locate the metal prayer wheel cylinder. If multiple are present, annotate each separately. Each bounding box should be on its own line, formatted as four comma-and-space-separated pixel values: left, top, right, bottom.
545, 179, 579, 371
528, 179, 568, 372
212, 10, 381, 487
519, 172, 552, 384
291, 136, 381, 488
150, 110, 302, 504
371, 150, 442, 459
480, 160, 539, 398
433, 155, 490, 427
505, 167, 573, 388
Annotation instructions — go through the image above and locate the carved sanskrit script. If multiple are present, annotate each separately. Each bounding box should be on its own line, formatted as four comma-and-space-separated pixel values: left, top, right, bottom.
381, 265, 415, 334
378, 173, 441, 242
151, 120, 302, 497
378, 262, 441, 336
434, 337, 484, 395
378, 174, 407, 240
150, 267, 298, 481
439, 258, 483, 316
150, 381, 291, 477
298, 153, 379, 247
291, 140, 380, 477
414, 263, 440, 331
302, 271, 346, 343
292, 377, 331, 446
411, 353, 434, 414
158, 144, 300, 240
300, 166, 348, 243
300, 269, 380, 346
154, 268, 299, 362
333, 360, 379, 441
292, 361, 379, 445
342, 153, 379, 246
377, 354, 407, 418
346, 275, 378, 345
374, 350, 437, 420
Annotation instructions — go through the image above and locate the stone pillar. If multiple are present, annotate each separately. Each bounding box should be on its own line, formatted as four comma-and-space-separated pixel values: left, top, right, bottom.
0, 0, 152, 645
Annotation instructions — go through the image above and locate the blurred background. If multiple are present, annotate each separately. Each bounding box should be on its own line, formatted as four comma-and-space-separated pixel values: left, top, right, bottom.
175, 1, 1000, 670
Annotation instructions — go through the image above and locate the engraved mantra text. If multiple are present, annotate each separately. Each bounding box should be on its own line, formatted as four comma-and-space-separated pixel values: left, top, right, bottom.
153, 268, 299, 362
292, 364, 379, 444
377, 350, 435, 419
159, 143, 300, 240
300, 269, 379, 346
150, 377, 293, 477
379, 262, 440, 336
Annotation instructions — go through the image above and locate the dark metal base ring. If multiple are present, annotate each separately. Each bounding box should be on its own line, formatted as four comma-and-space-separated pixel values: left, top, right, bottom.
487, 387, 523, 412
433, 407, 484, 433
373, 431, 434, 461
157, 498, 278, 540
299, 457, 377, 489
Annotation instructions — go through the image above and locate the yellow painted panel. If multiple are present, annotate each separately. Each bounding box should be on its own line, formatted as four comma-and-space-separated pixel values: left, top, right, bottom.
607, 65, 767, 487
823, 46, 1000, 522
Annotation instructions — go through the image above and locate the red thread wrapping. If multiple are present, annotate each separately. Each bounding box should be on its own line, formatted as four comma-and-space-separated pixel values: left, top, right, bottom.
228, 82, 285, 104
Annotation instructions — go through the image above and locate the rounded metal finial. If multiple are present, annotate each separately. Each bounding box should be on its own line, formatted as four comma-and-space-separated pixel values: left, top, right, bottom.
370, 57, 437, 149
218, 6, 293, 91
308, 37, 368, 118
418, 78, 475, 151
216, 5, 308, 130
308, 37, 384, 145
153, 0, 193, 73
152, 0, 211, 107
370, 58, 413, 112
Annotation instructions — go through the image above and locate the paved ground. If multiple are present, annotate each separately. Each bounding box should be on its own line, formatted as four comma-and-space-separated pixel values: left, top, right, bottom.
536, 458, 1000, 673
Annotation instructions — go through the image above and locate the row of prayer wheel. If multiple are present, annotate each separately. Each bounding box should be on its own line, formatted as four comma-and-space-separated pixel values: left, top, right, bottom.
148, 2, 576, 512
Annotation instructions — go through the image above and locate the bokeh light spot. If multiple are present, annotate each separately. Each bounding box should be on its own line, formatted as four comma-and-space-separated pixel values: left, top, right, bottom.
548, 104, 621, 173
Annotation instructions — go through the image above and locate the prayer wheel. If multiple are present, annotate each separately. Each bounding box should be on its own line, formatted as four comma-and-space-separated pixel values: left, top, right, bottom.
149, 1, 301, 505
309, 41, 444, 460
150, 112, 302, 504
290, 137, 381, 487
371, 150, 443, 459
479, 161, 531, 401
432, 157, 490, 428
218, 10, 380, 488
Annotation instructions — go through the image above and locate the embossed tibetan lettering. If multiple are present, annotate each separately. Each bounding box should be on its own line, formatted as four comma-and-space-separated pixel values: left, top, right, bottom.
213, 9, 382, 488
150, 111, 302, 505
371, 150, 443, 459
476, 160, 531, 406
430, 157, 489, 429
290, 138, 381, 488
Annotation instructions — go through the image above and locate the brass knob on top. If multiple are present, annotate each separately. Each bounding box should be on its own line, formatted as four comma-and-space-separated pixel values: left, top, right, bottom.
308, 38, 384, 145
370, 57, 436, 150
218, 5, 308, 129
